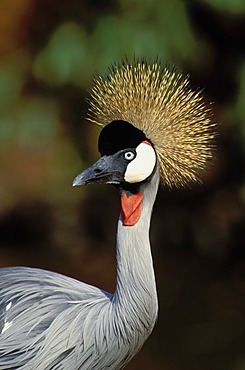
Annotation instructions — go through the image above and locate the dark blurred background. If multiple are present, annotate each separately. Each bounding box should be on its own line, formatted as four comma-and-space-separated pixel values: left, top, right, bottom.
0, 0, 245, 369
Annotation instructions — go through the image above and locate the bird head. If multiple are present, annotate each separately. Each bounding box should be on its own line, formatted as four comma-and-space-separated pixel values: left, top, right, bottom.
73, 60, 216, 190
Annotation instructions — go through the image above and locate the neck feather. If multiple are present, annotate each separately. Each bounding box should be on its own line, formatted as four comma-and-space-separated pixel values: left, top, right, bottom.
112, 168, 160, 341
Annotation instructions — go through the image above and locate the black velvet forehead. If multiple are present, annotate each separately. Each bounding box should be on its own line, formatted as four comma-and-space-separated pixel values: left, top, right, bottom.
98, 120, 146, 156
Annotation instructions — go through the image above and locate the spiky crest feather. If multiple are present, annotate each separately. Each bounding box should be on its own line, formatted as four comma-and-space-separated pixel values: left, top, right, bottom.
88, 60, 216, 188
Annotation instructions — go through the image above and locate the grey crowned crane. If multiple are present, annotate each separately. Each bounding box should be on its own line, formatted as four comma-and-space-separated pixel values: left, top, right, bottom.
0, 61, 215, 369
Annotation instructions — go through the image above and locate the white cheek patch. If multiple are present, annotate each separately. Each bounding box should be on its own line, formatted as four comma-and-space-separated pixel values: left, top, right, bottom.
124, 141, 156, 183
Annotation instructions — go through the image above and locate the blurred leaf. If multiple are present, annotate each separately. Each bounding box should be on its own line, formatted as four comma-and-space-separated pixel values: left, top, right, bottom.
0, 110, 17, 144
0, 64, 24, 109
17, 97, 59, 147
33, 1, 212, 85
201, 0, 245, 14
33, 22, 89, 86
0, 52, 29, 144
90, 16, 167, 71
90, 0, 211, 73
46, 137, 85, 205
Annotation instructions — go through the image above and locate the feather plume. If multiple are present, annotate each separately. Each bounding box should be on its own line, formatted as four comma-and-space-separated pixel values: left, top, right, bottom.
88, 60, 216, 188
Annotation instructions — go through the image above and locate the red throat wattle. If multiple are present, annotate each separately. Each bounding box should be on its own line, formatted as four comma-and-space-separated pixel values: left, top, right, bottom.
121, 192, 144, 226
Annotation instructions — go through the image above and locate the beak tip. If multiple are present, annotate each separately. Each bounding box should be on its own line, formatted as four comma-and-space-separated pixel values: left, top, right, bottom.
72, 175, 84, 187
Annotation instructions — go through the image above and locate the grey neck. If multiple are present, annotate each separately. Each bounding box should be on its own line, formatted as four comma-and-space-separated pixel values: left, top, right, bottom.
112, 168, 160, 340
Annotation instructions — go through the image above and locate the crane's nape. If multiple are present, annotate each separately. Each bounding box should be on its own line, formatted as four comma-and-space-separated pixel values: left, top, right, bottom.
0, 60, 216, 369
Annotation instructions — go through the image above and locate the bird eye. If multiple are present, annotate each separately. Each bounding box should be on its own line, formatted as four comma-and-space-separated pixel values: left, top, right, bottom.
123, 151, 136, 161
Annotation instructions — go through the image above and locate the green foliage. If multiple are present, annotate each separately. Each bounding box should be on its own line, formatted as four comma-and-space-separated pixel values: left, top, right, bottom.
33, 22, 89, 86
0, 65, 23, 109
118, 0, 200, 59
201, 0, 245, 13
0, 51, 59, 147
16, 97, 59, 147
32, 0, 211, 86
0, 59, 24, 144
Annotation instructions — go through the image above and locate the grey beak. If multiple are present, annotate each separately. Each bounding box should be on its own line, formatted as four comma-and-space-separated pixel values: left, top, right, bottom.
73, 155, 125, 186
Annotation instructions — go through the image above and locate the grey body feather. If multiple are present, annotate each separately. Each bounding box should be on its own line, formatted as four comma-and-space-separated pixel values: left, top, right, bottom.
0, 170, 159, 370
